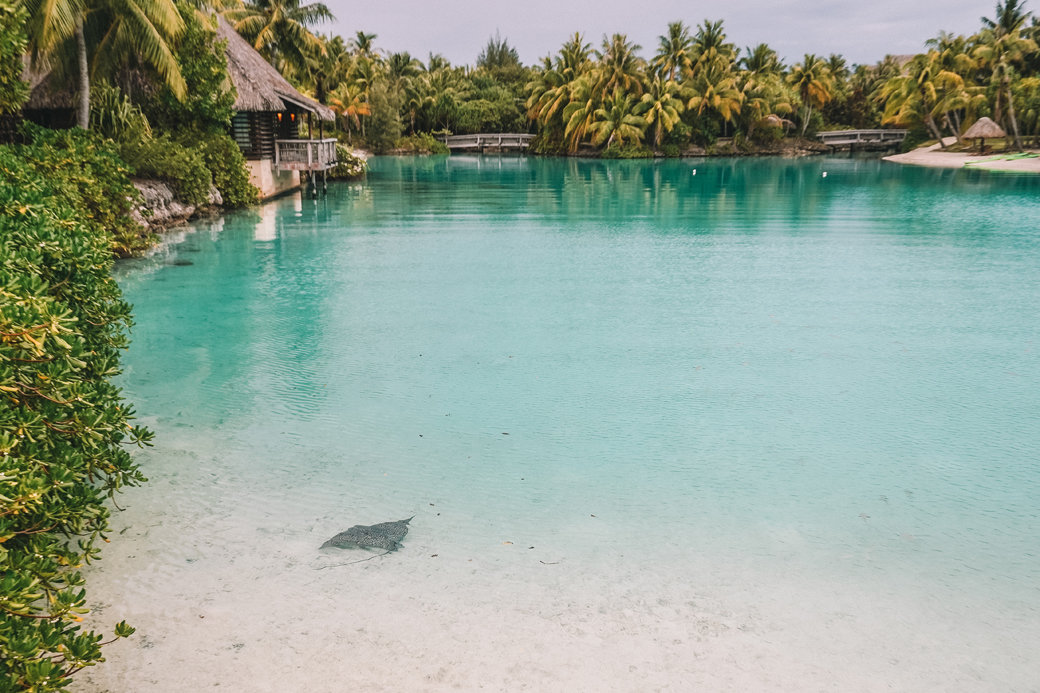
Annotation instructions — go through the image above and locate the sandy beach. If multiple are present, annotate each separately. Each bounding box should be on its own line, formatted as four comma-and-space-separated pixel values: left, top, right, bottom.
884, 138, 1040, 173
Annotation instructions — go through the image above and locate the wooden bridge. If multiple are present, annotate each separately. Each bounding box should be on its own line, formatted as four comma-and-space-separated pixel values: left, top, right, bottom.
816, 129, 908, 150
440, 133, 534, 153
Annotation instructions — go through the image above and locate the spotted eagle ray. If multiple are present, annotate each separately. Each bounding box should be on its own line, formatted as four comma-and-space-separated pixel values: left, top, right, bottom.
320, 517, 413, 553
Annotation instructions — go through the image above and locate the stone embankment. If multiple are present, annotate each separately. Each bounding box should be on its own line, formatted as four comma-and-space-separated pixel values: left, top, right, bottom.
131, 179, 223, 230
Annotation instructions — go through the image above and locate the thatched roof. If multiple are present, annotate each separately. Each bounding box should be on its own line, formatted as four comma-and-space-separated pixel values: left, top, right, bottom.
216, 17, 333, 121
24, 18, 333, 121
962, 116, 1006, 139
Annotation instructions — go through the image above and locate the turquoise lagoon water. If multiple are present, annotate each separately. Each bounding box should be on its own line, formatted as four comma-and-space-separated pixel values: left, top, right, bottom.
87, 157, 1040, 691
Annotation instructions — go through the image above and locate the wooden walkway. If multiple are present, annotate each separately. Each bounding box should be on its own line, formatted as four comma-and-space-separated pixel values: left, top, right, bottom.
816, 129, 907, 150
441, 133, 534, 153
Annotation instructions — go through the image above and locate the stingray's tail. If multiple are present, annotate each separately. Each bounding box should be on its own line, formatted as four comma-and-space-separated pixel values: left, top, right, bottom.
314, 550, 392, 570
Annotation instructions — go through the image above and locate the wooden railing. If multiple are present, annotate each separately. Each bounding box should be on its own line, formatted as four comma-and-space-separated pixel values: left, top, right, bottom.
275, 138, 338, 171
816, 129, 908, 146
440, 133, 534, 151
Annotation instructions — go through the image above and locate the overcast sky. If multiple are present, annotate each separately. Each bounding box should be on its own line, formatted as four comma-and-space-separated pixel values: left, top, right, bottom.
319, 0, 1001, 68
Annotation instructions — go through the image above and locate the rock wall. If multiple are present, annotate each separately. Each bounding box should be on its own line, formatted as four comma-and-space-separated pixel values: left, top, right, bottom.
131, 179, 223, 230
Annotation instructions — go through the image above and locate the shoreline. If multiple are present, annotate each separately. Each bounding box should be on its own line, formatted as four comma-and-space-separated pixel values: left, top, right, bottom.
884, 137, 1040, 173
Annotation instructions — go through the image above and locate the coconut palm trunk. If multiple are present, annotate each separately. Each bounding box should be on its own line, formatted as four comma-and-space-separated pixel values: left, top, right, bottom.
924, 114, 945, 143
75, 15, 89, 129
1003, 78, 1024, 150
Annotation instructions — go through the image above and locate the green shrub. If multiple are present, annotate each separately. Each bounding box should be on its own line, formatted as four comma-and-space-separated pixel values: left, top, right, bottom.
601, 142, 653, 159
0, 139, 150, 691
659, 143, 681, 158
530, 131, 567, 155
90, 81, 152, 142
394, 133, 449, 154
328, 144, 367, 179
0, 0, 28, 115
9, 124, 151, 257
144, 3, 235, 135
93, 82, 253, 210
119, 135, 212, 207
194, 133, 259, 207
750, 124, 784, 145
366, 81, 404, 154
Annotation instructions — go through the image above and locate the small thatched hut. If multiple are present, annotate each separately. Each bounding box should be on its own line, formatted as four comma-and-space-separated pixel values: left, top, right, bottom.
217, 17, 335, 198
22, 17, 335, 200
962, 117, 1006, 153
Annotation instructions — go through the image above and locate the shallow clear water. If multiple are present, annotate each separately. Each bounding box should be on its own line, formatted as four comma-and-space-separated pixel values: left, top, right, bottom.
87, 156, 1040, 691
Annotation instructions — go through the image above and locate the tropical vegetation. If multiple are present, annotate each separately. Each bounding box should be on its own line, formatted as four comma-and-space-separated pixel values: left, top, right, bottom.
1, 2, 1040, 689
1, 123, 149, 691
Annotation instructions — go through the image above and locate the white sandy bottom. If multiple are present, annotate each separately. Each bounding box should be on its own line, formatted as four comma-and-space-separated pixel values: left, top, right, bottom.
79, 435, 1037, 693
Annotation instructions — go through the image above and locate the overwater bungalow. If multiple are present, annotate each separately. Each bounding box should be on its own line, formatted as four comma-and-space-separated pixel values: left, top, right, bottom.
216, 17, 336, 198
21, 17, 336, 200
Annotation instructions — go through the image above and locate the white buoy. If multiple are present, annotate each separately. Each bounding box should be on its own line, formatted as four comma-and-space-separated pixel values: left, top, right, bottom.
691, 169, 697, 176
821, 171, 828, 178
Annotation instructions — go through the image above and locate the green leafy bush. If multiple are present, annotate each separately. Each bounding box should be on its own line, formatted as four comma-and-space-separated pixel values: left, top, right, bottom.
328, 144, 368, 179
0, 137, 150, 691
659, 143, 681, 158
144, 3, 236, 135
90, 81, 153, 142
0, 0, 28, 115
119, 135, 213, 207
193, 133, 259, 207
529, 131, 567, 155
601, 142, 653, 159
8, 124, 151, 256
93, 82, 254, 210
393, 133, 449, 154
366, 81, 404, 153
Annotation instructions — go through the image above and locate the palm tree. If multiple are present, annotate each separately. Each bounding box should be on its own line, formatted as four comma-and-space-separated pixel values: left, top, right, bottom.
525, 59, 566, 129
24, 0, 186, 129
525, 35, 593, 137
786, 53, 834, 136
328, 82, 369, 136
924, 33, 978, 134
588, 89, 646, 147
403, 73, 434, 133
595, 33, 645, 98
558, 32, 592, 74
982, 0, 1032, 35
387, 51, 420, 87
691, 19, 736, 75
424, 52, 450, 72
876, 51, 971, 145
638, 75, 684, 148
301, 32, 348, 103
974, 27, 1038, 149
350, 30, 377, 58
740, 43, 782, 75
562, 74, 600, 151
684, 61, 744, 128
652, 21, 692, 82
223, 0, 333, 78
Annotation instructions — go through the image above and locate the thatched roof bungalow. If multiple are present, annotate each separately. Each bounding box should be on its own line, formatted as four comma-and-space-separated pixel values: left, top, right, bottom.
216, 17, 336, 198
22, 17, 335, 200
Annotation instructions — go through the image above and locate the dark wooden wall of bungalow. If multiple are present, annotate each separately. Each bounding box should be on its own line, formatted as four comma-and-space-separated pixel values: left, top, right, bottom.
231, 111, 301, 161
